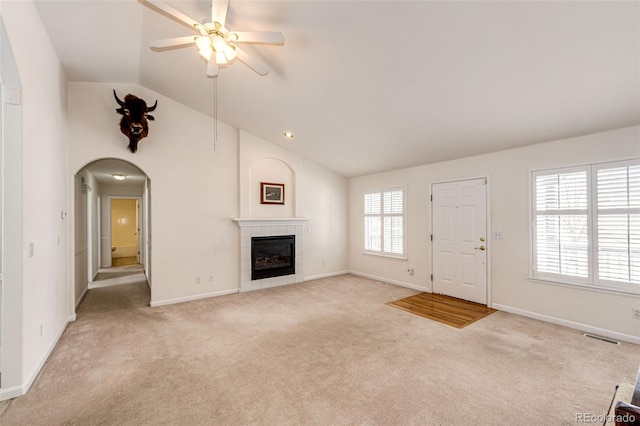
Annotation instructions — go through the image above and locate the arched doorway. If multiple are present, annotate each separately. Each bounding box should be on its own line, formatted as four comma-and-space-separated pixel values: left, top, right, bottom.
74, 158, 151, 308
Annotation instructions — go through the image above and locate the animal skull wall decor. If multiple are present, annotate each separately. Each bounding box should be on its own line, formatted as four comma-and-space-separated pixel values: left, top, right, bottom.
113, 90, 158, 153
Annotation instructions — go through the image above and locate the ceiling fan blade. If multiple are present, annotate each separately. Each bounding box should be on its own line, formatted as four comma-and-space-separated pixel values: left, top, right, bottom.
232, 31, 284, 45
206, 60, 219, 78
234, 46, 269, 76
143, 0, 200, 31
211, 0, 229, 27
149, 36, 197, 50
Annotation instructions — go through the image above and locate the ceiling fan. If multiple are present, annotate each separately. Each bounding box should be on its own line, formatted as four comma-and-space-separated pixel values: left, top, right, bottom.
142, 0, 284, 78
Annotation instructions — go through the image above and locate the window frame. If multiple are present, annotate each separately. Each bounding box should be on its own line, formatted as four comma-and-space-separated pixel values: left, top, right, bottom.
363, 186, 407, 259
530, 159, 640, 295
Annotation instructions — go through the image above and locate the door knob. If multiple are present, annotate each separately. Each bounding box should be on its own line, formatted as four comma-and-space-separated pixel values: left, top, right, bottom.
480, 237, 485, 242
474, 245, 486, 251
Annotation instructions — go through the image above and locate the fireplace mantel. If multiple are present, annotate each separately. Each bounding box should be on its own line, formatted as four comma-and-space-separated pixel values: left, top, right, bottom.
233, 218, 308, 227
232, 218, 307, 292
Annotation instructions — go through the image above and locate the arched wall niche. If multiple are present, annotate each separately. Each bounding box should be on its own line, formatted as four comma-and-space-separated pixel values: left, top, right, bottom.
248, 157, 296, 218
238, 130, 304, 219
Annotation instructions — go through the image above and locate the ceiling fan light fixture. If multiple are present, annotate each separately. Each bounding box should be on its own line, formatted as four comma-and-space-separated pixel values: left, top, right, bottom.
145, 0, 284, 77
212, 35, 227, 52
196, 36, 212, 51
223, 44, 237, 61
215, 50, 228, 65
196, 36, 213, 60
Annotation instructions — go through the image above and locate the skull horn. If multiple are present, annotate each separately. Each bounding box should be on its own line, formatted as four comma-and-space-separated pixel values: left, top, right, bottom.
147, 100, 158, 112
113, 89, 125, 107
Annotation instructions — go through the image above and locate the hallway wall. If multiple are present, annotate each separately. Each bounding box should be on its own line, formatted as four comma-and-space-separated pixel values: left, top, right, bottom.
69, 82, 240, 305
68, 82, 349, 306
0, 0, 70, 398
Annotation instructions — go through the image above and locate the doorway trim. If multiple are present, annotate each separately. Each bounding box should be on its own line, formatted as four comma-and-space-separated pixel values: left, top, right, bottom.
429, 174, 493, 307
72, 158, 152, 308
106, 195, 142, 268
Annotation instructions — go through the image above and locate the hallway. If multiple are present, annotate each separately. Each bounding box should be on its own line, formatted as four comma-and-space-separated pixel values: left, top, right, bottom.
84, 264, 150, 310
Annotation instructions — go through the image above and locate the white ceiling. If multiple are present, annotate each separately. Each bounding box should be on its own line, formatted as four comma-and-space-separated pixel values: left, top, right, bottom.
34, 0, 640, 178
84, 158, 147, 187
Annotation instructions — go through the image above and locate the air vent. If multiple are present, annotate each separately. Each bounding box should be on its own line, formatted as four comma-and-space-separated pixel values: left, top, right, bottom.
583, 333, 620, 345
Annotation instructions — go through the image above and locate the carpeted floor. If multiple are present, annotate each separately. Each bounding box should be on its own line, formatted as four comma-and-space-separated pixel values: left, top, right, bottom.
2, 273, 639, 425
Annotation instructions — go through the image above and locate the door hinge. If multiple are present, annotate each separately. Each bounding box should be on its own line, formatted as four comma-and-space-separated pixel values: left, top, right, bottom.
430, 234, 433, 241
430, 194, 433, 201
430, 274, 433, 281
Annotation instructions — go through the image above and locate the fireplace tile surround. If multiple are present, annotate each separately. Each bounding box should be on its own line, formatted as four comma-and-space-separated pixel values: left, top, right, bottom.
233, 218, 307, 292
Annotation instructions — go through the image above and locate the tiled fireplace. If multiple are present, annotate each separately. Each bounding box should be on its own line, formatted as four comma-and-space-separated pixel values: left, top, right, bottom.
233, 218, 306, 292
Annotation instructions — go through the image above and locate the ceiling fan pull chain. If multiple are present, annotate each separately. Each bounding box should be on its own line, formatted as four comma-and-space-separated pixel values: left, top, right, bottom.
213, 77, 218, 153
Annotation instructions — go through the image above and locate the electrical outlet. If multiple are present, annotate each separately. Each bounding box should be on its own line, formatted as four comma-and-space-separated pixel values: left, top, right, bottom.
407, 267, 415, 276
209, 274, 214, 282
195, 276, 201, 284
632, 308, 640, 320
39, 324, 43, 337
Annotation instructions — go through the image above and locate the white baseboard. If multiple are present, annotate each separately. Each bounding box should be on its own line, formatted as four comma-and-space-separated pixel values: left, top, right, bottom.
150, 289, 239, 307
348, 270, 429, 292
0, 384, 23, 401
492, 303, 640, 345
75, 286, 88, 309
18, 316, 73, 399
304, 270, 349, 282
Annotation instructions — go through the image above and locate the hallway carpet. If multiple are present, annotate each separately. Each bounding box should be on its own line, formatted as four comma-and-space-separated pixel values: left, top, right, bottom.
2, 274, 639, 425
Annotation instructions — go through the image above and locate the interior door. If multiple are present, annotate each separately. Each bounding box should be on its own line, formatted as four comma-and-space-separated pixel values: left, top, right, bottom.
136, 199, 141, 264
432, 178, 488, 304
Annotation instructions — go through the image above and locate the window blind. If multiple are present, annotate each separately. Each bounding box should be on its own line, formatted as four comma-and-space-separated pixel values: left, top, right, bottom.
534, 170, 588, 278
531, 159, 640, 294
596, 163, 640, 284
364, 188, 405, 257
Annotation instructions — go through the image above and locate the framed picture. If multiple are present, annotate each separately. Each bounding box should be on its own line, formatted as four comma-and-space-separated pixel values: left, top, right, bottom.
260, 182, 285, 204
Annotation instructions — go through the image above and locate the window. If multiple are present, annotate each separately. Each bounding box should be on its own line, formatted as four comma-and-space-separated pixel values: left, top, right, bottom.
364, 187, 405, 258
531, 159, 640, 294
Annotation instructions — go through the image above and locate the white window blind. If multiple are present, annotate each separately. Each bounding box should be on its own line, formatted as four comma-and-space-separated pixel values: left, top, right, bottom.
364, 188, 405, 257
595, 163, 640, 285
531, 159, 640, 294
534, 170, 589, 279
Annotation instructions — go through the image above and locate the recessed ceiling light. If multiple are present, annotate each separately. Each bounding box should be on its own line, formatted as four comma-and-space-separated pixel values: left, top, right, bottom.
112, 173, 127, 181
284, 131, 294, 139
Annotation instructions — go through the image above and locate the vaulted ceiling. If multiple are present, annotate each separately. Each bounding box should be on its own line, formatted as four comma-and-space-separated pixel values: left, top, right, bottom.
34, 0, 640, 178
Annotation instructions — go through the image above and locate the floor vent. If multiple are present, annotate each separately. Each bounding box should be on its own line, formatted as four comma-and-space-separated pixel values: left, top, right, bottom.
583, 333, 620, 345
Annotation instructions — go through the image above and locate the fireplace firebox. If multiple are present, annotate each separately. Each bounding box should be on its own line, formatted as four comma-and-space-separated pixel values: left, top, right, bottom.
251, 235, 295, 280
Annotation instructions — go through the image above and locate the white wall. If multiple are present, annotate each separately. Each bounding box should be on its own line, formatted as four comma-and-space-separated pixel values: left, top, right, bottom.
237, 130, 349, 280
69, 83, 349, 305
349, 125, 640, 341
74, 173, 88, 307
88, 176, 100, 280
0, 13, 24, 398
1, 0, 70, 397
69, 82, 240, 305
239, 130, 302, 218
302, 159, 349, 279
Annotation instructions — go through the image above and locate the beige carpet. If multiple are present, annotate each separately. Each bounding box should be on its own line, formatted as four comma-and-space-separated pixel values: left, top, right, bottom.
2, 273, 639, 425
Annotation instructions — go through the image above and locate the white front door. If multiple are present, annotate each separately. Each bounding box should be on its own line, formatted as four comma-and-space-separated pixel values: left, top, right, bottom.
432, 178, 488, 304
